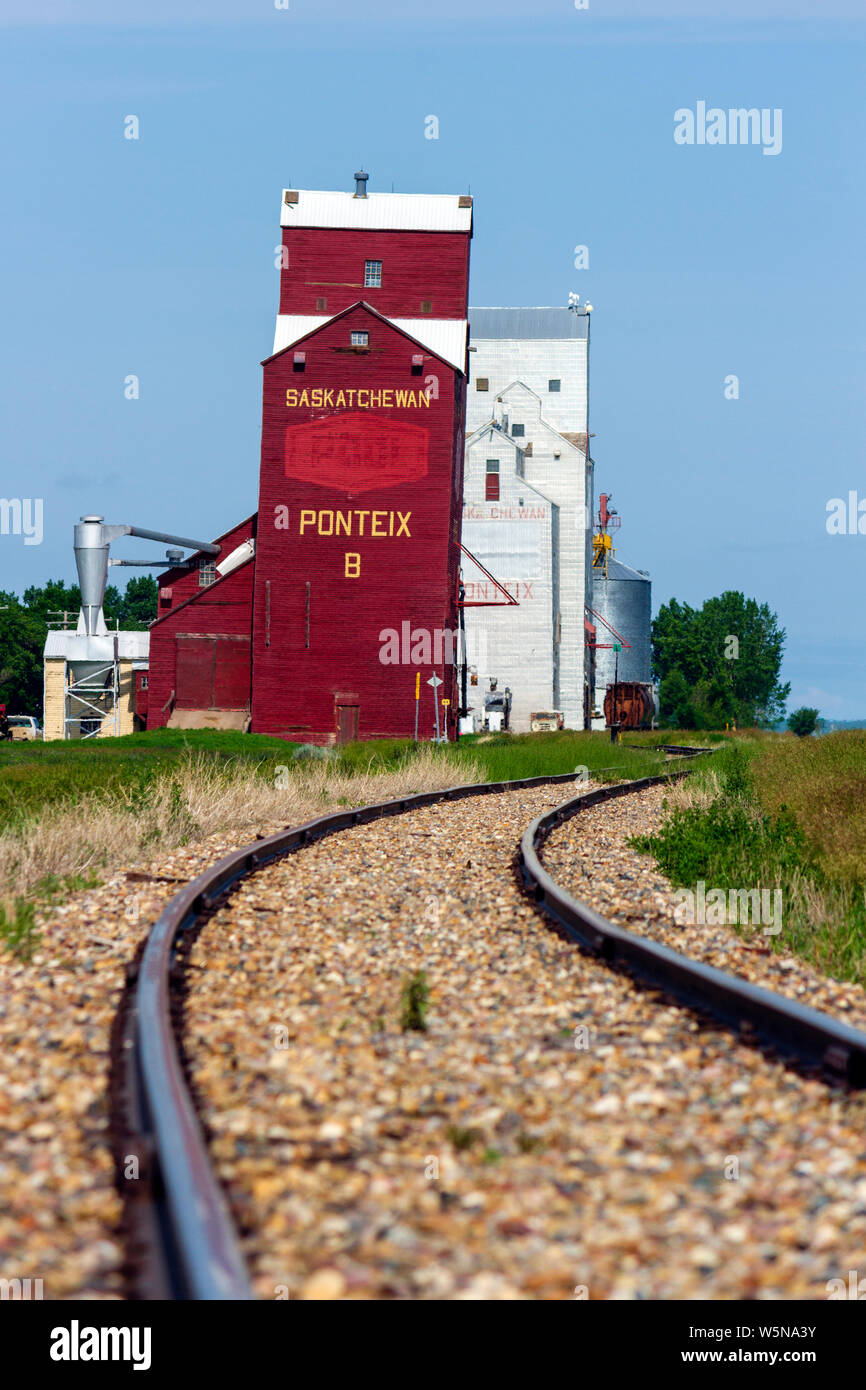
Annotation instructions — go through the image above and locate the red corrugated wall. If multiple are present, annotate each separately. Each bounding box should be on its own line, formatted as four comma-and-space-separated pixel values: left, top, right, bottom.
251, 304, 465, 743
146, 516, 256, 729
278, 228, 470, 321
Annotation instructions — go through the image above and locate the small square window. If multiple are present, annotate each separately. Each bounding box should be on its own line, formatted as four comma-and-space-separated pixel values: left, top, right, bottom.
420, 300, 432, 314
548, 378, 561, 392
511, 423, 525, 437
293, 351, 306, 372
199, 560, 216, 588
364, 260, 382, 288
350, 331, 369, 348
316, 297, 327, 311
475, 377, 489, 392
140, 675, 148, 690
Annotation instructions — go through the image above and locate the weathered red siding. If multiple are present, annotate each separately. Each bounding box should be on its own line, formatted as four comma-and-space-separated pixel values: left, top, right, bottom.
279, 228, 470, 321
251, 303, 464, 743
155, 516, 256, 620
134, 671, 149, 724
147, 517, 257, 730
144, 186, 471, 745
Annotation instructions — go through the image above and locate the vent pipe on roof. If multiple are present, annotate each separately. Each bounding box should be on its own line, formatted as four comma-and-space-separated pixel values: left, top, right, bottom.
353, 169, 369, 198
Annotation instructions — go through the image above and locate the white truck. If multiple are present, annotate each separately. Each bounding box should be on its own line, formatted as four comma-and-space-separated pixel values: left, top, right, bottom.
5, 715, 42, 741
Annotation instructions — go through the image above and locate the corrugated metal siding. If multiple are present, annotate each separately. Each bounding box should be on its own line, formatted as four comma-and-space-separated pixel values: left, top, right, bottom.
43, 631, 150, 661
593, 562, 653, 693
280, 190, 472, 233
469, 307, 589, 340
461, 334, 589, 728
462, 430, 556, 732
252, 305, 464, 743
466, 339, 588, 439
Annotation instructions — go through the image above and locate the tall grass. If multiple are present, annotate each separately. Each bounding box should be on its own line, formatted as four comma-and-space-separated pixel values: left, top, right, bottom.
0, 748, 481, 903
751, 731, 866, 884
0, 727, 684, 909
451, 730, 666, 782
0, 728, 666, 828
632, 738, 866, 987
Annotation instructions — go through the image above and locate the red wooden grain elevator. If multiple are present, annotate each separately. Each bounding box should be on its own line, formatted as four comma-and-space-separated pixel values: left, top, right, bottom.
147, 173, 472, 743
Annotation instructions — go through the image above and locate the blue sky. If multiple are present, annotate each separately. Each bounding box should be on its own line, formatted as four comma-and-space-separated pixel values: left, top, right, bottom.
1, 3, 864, 714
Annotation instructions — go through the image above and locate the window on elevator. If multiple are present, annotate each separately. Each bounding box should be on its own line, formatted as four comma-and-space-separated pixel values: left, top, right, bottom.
485, 459, 500, 502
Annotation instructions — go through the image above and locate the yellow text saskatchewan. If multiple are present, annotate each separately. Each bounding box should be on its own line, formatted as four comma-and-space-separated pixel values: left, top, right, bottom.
285, 388, 431, 410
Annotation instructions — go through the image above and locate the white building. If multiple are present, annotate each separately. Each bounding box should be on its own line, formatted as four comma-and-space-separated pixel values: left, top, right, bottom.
461, 306, 593, 731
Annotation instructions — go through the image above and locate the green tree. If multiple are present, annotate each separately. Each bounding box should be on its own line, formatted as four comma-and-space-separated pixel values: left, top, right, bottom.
653, 590, 790, 729
658, 668, 699, 729
787, 707, 819, 738
22, 578, 81, 630
119, 575, 158, 628
0, 593, 44, 712
0, 575, 156, 718
103, 576, 157, 629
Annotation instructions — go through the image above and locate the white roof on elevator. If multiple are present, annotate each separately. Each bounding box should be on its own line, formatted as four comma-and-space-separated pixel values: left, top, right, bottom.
280, 189, 472, 232
273, 315, 467, 373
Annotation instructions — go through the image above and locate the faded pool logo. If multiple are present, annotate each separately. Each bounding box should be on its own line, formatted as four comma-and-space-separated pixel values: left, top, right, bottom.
674, 103, 782, 157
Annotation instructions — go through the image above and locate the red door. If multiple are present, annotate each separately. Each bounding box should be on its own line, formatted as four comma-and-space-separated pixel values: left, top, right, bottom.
175, 636, 251, 709
175, 637, 214, 709
336, 704, 359, 744
213, 638, 251, 708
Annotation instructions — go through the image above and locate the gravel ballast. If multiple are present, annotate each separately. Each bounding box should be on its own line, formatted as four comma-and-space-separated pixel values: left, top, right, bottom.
182, 781, 866, 1300
540, 784, 866, 1033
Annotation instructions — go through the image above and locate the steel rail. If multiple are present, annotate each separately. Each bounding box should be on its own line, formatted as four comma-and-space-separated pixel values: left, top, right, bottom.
126, 741, 866, 1302
518, 777, 866, 1088
122, 762, 662, 1300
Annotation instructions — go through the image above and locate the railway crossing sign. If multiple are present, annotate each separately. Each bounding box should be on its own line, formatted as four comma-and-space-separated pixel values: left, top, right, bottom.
427, 674, 443, 739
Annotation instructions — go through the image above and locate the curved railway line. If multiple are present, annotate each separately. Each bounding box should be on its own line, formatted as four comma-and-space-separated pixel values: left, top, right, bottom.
112, 752, 866, 1300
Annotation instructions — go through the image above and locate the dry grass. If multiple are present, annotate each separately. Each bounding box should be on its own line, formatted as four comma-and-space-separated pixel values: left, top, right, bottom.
0, 749, 483, 902
752, 731, 866, 884
663, 768, 725, 814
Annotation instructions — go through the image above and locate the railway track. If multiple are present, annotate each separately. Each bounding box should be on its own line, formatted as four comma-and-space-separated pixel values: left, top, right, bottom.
113, 751, 866, 1300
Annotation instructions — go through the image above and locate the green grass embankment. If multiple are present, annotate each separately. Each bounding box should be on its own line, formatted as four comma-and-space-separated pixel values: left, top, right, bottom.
631, 735, 866, 986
